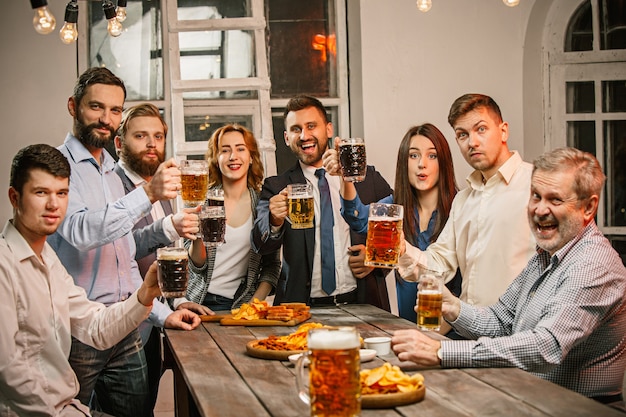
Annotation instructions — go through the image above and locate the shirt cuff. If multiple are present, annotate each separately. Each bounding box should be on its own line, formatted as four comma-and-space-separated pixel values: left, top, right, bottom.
269, 224, 283, 239
163, 214, 181, 241
171, 297, 190, 310
439, 339, 476, 368
397, 241, 422, 281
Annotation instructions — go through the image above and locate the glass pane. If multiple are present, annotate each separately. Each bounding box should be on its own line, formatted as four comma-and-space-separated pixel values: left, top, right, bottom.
176, 0, 250, 20
566, 81, 595, 113
182, 90, 258, 100
567, 121, 596, 155
272, 106, 338, 175
89, 0, 163, 101
599, 0, 626, 50
267, 0, 337, 98
179, 30, 255, 81
604, 120, 626, 227
602, 80, 626, 112
607, 236, 626, 266
184, 113, 253, 143
565, 0, 593, 52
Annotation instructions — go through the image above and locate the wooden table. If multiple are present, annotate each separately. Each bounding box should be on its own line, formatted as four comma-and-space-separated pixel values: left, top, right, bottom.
164, 304, 623, 417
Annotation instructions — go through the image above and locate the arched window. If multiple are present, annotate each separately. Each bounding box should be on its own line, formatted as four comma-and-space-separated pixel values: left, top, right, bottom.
546, 0, 626, 263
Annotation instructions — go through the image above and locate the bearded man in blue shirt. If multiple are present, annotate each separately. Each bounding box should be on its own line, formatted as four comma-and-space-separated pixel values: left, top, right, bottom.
48, 67, 201, 417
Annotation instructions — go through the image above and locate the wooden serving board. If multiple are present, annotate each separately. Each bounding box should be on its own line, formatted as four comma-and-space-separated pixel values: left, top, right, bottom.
199, 314, 232, 323
361, 385, 425, 409
245, 340, 306, 360
220, 312, 311, 327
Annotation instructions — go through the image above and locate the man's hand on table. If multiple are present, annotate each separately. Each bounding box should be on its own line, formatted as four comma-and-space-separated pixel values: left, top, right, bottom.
165, 308, 201, 330
391, 329, 442, 367
177, 301, 214, 316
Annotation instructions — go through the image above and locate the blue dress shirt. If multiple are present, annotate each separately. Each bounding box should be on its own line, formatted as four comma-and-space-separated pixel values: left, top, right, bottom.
48, 133, 171, 326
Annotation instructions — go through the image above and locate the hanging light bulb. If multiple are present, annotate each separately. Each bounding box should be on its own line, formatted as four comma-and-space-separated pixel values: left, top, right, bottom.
503, 0, 520, 6
116, 0, 128, 23
59, 1, 79, 44
416, 0, 432, 13
102, 1, 123, 37
30, 0, 56, 35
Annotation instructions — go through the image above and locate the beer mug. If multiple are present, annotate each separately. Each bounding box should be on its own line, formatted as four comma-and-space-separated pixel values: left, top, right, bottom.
296, 326, 361, 417
179, 159, 209, 207
417, 268, 444, 331
199, 205, 226, 247
364, 203, 403, 268
206, 188, 224, 206
338, 137, 367, 183
287, 183, 314, 229
156, 247, 189, 298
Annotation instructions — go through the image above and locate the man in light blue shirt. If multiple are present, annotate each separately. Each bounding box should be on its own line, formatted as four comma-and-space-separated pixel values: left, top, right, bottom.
48, 67, 200, 417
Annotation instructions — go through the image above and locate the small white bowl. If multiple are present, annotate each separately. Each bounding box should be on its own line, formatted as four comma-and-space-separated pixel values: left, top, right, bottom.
359, 348, 377, 363
288, 349, 378, 366
363, 337, 392, 356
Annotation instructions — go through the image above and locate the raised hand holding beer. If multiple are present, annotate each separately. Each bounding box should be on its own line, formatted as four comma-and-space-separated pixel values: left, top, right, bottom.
156, 247, 189, 298
143, 158, 182, 203
338, 137, 366, 182
364, 203, 404, 268
417, 269, 444, 331
179, 159, 209, 207
287, 183, 314, 229
268, 188, 289, 227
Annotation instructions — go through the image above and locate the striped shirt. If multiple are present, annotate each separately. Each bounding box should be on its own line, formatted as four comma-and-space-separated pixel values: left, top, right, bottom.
442, 221, 626, 398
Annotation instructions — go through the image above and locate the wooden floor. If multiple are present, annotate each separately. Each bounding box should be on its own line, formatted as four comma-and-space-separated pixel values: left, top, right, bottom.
154, 369, 174, 417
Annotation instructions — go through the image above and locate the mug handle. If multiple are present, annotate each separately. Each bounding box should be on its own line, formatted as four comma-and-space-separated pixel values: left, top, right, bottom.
295, 352, 311, 405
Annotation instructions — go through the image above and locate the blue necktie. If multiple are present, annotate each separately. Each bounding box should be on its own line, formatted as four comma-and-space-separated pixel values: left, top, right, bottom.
315, 168, 336, 295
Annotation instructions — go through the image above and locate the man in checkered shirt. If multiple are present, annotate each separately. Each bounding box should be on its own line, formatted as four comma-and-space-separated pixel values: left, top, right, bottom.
392, 147, 626, 407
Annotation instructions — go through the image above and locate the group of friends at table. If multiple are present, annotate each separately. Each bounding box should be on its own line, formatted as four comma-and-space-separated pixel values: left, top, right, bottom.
1, 66, 625, 417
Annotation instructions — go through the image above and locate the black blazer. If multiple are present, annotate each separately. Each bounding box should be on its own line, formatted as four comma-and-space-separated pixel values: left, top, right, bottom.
252, 163, 392, 307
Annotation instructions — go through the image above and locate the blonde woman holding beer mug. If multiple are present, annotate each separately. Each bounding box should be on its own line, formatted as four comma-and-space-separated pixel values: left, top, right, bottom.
174, 124, 280, 312
325, 123, 462, 334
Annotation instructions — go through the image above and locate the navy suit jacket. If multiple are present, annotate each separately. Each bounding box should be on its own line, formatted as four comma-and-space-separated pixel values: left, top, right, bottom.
252, 163, 392, 307
114, 164, 174, 278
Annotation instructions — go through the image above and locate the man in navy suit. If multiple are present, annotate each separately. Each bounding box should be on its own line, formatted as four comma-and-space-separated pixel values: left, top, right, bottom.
114, 103, 209, 415
252, 95, 392, 307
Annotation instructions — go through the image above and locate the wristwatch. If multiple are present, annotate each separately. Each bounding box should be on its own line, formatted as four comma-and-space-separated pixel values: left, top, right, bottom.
436, 347, 443, 364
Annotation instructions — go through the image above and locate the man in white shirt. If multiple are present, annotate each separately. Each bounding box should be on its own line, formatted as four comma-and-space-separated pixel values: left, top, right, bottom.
398, 93, 536, 306
0, 144, 196, 416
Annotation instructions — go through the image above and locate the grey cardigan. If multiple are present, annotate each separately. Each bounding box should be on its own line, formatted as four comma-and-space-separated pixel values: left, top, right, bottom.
184, 187, 281, 308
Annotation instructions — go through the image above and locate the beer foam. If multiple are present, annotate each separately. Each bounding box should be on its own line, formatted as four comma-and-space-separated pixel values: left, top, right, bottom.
368, 216, 401, 222
308, 329, 360, 349
419, 289, 442, 295
157, 248, 187, 261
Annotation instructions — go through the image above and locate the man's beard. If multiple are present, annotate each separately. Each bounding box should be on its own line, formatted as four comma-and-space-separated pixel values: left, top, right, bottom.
120, 143, 164, 178
75, 115, 116, 149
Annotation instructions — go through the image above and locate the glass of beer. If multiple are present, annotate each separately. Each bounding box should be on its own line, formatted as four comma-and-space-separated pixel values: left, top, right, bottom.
417, 268, 444, 331
156, 247, 189, 298
180, 159, 209, 207
295, 326, 361, 417
199, 205, 226, 247
338, 137, 367, 182
287, 183, 314, 229
206, 188, 224, 206
364, 203, 403, 268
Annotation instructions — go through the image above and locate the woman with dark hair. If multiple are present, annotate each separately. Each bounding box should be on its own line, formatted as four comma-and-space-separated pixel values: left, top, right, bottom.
327, 124, 461, 331
179, 124, 280, 312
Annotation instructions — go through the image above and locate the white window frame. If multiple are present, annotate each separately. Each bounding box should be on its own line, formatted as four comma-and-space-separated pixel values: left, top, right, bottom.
544, 0, 626, 236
